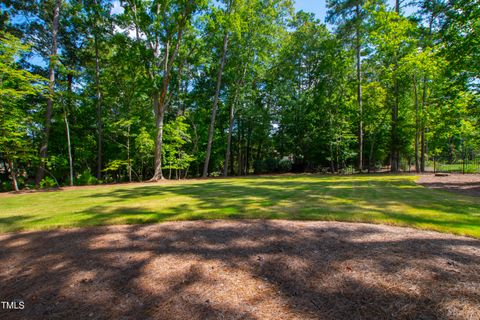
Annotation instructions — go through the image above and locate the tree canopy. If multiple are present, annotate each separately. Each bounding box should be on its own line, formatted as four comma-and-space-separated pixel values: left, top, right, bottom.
0, 0, 478, 190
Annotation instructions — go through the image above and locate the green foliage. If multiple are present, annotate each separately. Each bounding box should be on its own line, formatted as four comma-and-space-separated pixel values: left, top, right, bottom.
39, 177, 57, 189
1, 0, 479, 188
163, 116, 195, 173
278, 159, 292, 173
103, 160, 129, 173
76, 170, 98, 186
0, 31, 46, 190
135, 128, 155, 158
253, 158, 292, 174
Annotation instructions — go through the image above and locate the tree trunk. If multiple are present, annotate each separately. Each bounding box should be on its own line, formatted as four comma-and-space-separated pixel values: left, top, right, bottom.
420, 75, 428, 172
36, 0, 61, 186
95, 32, 103, 179
356, 4, 363, 172
391, 0, 401, 173
64, 111, 74, 186
66, 73, 74, 186
127, 124, 132, 182
390, 106, 399, 174
230, 135, 235, 176
413, 75, 420, 173
203, 32, 229, 177
224, 100, 235, 176
369, 135, 376, 173
150, 23, 186, 181
237, 116, 242, 176
420, 12, 434, 173
152, 92, 165, 180
245, 121, 252, 175
8, 159, 19, 192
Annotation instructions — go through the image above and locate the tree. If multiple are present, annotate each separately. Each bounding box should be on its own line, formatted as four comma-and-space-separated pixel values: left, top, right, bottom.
2, 0, 479, 188
367, 2, 416, 172
36, 0, 62, 185
163, 116, 195, 179
327, 0, 372, 170
203, 0, 234, 177
0, 31, 45, 191
121, 0, 207, 181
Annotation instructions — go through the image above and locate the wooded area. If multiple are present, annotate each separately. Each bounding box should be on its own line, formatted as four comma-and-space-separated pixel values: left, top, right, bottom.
1, 0, 479, 191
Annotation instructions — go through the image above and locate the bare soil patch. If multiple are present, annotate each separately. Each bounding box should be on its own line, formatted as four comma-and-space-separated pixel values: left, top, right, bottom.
418, 174, 480, 197
1, 220, 479, 320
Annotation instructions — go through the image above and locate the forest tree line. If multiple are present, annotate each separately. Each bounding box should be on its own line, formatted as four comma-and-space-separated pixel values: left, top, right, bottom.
1, 0, 479, 191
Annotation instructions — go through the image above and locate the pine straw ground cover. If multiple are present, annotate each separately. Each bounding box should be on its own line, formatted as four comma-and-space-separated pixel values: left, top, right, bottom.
0, 220, 479, 320
418, 174, 480, 197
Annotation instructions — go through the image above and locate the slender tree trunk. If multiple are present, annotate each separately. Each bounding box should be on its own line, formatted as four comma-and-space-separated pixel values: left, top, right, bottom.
203, 32, 229, 177
256, 143, 262, 161
65, 74, 74, 186
36, 0, 61, 186
224, 65, 247, 176
421, 126, 426, 171
413, 75, 420, 173
95, 33, 103, 179
64, 111, 74, 186
152, 92, 165, 180
224, 100, 235, 176
356, 4, 363, 172
151, 24, 186, 181
237, 116, 242, 175
230, 135, 235, 176
330, 141, 335, 173
420, 75, 428, 172
391, 96, 399, 172
246, 121, 252, 175
8, 159, 19, 192
420, 12, 434, 173
127, 125, 132, 182
369, 136, 376, 173
391, 0, 400, 173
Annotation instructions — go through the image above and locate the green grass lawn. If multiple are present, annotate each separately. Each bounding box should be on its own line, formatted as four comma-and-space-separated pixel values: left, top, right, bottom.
1, 174, 479, 237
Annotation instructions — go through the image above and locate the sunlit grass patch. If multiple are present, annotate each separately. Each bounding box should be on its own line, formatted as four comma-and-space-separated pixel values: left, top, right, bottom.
0, 174, 479, 237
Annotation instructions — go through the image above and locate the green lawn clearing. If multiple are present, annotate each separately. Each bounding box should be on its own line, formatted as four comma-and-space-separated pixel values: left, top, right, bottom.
1, 174, 479, 237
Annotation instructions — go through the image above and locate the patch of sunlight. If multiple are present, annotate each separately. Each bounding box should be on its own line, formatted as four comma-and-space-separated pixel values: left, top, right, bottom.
397, 185, 422, 189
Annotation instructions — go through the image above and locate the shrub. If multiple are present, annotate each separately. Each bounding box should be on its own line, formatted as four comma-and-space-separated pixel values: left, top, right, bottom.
264, 158, 280, 173
254, 158, 293, 174
278, 159, 292, 173
76, 170, 98, 186
253, 159, 267, 174
1, 181, 12, 192
40, 177, 57, 188
210, 171, 221, 177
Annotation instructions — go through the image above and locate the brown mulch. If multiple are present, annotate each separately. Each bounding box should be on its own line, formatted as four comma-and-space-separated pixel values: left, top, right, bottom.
417, 174, 480, 197
0, 220, 479, 320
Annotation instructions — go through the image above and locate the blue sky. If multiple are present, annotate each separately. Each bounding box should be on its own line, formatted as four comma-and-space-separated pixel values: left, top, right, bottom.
21, 0, 415, 68
293, 0, 416, 23
111, 0, 412, 25
294, 0, 328, 22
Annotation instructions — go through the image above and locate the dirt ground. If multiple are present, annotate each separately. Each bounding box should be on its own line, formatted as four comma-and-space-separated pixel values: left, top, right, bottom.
417, 174, 480, 197
1, 220, 479, 320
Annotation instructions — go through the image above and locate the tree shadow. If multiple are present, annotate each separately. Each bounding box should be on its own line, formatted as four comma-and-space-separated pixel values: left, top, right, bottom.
70, 176, 480, 237
0, 221, 479, 319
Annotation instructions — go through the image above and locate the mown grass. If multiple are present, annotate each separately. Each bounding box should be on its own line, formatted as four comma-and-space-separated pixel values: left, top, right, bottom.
0, 174, 479, 237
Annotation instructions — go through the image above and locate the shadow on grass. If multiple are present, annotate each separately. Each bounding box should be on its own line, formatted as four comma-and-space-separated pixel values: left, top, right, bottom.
0, 221, 479, 319
1, 175, 479, 237
73, 176, 480, 237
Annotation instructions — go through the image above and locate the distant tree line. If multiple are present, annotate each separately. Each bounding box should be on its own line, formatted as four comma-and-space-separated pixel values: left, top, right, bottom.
0, 0, 479, 191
